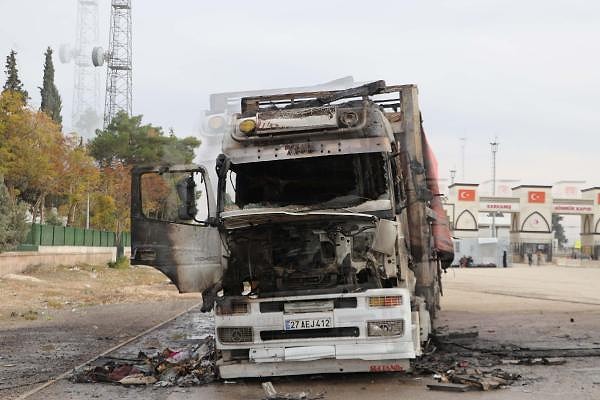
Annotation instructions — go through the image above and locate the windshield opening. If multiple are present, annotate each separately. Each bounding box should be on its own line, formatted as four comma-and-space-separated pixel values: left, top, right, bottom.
223, 153, 388, 210
221, 218, 383, 297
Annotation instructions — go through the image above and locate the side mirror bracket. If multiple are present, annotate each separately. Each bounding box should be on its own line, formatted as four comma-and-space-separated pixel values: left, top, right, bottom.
176, 175, 197, 220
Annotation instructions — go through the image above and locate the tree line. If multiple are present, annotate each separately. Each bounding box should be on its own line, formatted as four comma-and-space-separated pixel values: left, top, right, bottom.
0, 49, 199, 251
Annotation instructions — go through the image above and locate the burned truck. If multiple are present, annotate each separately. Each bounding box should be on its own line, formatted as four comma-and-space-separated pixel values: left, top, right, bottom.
131, 81, 453, 378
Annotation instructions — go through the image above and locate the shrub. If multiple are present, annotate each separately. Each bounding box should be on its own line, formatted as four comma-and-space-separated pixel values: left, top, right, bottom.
0, 176, 28, 252
108, 255, 130, 269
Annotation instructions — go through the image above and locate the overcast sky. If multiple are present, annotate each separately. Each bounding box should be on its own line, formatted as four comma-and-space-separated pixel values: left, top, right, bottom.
1, 0, 599, 186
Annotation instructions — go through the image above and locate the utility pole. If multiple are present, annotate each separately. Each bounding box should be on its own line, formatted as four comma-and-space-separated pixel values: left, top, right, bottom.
459, 137, 466, 181
86, 192, 90, 229
490, 137, 499, 237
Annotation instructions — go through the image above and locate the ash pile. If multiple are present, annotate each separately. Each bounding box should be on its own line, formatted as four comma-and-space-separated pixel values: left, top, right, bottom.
71, 336, 217, 387
416, 327, 522, 392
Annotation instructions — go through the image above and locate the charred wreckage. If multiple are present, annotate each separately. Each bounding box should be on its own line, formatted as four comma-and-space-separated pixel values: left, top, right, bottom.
130, 80, 454, 378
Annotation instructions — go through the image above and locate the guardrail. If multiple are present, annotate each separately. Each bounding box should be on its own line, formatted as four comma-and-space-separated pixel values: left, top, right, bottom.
18, 224, 130, 251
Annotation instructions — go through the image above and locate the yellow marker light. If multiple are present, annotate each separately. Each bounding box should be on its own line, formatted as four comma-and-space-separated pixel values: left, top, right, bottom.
368, 296, 402, 307
239, 119, 256, 134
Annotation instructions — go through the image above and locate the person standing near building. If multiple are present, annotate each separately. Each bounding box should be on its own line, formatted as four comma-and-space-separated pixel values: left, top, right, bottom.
502, 251, 507, 268
527, 252, 533, 266
536, 250, 542, 266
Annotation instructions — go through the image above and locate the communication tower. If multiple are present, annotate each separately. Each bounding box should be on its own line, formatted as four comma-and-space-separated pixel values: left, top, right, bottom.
92, 0, 132, 128
59, 0, 101, 137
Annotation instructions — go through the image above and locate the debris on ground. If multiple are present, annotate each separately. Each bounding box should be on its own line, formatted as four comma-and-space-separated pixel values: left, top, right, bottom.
433, 325, 479, 340
418, 329, 578, 392
448, 368, 520, 391
71, 336, 216, 387
501, 357, 566, 366
426, 382, 474, 392
421, 363, 519, 392
262, 381, 325, 400
417, 331, 521, 391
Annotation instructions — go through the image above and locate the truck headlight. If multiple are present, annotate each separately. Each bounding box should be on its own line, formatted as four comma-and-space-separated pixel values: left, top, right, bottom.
367, 319, 404, 337
368, 295, 402, 307
208, 115, 226, 132
339, 110, 359, 127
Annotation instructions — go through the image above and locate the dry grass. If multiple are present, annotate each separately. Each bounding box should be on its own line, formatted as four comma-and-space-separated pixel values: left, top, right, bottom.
0, 263, 200, 323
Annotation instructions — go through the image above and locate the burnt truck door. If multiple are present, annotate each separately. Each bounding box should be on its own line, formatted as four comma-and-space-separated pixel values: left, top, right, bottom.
131, 164, 222, 293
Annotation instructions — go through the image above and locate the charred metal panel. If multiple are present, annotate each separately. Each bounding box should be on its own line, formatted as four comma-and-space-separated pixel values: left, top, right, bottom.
224, 137, 391, 164
131, 218, 222, 293
224, 101, 393, 164
131, 164, 222, 293
256, 106, 338, 133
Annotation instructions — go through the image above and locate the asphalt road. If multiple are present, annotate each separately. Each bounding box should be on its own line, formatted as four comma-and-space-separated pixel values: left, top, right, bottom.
17, 264, 600, 399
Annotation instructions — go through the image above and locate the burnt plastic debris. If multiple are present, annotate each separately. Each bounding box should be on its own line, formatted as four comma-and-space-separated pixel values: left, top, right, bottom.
262, 381, 326, 400
71, 336, 216, 387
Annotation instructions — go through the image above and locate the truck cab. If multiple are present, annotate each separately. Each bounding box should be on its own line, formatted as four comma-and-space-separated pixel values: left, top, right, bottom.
131, 81, 452, 378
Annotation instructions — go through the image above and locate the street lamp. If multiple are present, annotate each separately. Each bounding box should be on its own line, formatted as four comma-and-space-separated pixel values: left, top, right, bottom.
460, 137, 467, 180
490, 137, 499, 237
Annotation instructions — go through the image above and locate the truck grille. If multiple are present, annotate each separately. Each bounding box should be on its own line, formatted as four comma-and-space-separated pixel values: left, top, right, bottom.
260, 297, 357, 313
282, 273, 337, 290
260, 327, 359, 341
218, 327, 253, 343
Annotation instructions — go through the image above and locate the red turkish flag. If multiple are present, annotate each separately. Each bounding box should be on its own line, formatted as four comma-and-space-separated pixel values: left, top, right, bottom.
458, 189, 476, 201
528, 191, 546, 203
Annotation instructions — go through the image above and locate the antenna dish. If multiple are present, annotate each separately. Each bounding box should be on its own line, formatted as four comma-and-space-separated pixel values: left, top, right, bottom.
92, 47, 105, 67
59, 43, 73, 64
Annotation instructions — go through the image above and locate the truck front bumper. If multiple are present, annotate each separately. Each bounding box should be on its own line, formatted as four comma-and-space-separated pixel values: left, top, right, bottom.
218, 341, 415, 378
218, 357, 411, 378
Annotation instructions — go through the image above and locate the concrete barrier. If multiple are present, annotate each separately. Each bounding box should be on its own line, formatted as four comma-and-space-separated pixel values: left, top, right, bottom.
0, 246, 131, 277
553, 257, 600, 268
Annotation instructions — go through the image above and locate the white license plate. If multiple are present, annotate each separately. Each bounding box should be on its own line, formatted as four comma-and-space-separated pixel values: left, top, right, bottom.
284, 318, 332, 330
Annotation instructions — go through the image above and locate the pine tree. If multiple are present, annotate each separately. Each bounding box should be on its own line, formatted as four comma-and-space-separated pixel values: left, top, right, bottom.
552, 214, 567, 249
39, 47, 62, 126
2, 50, 28, 103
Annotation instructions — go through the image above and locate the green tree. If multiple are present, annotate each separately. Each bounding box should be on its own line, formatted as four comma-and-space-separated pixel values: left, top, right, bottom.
39, 47, 62, 126
90, 193, 117, 231
0, 91, 66, 223
0, 175, 28, 252
87, 112, 200, 246
2, 50, 28, 103
74, 107, 101, 138
61, 135, 100, 226
88, 111, 200, 167
552, 214, 567, 249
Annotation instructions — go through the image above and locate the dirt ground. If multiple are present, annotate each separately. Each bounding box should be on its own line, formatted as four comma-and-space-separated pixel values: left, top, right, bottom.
2, 263, 600, 399
0, 264, 201, 398
0, 263, 200, 323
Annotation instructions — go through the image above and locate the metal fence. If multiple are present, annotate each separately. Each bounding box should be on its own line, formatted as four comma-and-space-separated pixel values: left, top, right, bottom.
18, 224, 130, 251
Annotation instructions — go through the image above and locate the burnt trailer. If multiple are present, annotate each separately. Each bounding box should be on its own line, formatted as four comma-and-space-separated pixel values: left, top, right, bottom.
131, 81, 453, 378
